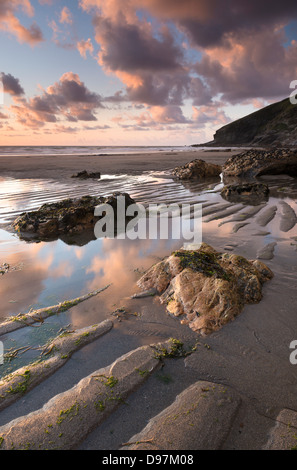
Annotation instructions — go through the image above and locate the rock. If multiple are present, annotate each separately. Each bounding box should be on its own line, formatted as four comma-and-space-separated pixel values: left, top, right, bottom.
0, 263, 10, 275
221, 183, 269, 205
0, 320, 113, 413
137, 243, 273, 335
263, 409, 297, 450
0, 340, 175, 450
121, 381, 241, 450
12, 193, 135, 242
131, 288, 158, 299
71, 170, 101, 179
172, 159, 222, 180
223, 149, 297, 180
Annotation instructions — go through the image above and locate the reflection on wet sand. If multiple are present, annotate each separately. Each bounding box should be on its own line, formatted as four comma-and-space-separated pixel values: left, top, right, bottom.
0, 172, 297, 368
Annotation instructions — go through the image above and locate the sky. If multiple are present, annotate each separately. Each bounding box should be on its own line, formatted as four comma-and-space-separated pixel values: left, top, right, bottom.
0, 0, 297, 146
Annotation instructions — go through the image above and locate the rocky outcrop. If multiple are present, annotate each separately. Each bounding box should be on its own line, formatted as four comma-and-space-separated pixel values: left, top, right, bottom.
12, 193, 135, 242
0, 339, 179, 450
71, 170, 101, 179
172, 159, 222, 180
198, 97, 297, 147
223, 148, 297, 180
121, 381, 241, 450
221, 182, 269, 205
0, 320, 113, 413
137, 243, 273, 335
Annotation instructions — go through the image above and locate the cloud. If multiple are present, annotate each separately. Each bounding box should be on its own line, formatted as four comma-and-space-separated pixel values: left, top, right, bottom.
59, 6, 73, 25
0, 0, 44, 45
195, 28, 297, 102
48, 18, 76, 49
191, 104, 230, 126
10, 72, 104, 129
1, 72, 25, 96
77, 38, 94, 58
80, 0, 297, 107
79, 3, 193, 106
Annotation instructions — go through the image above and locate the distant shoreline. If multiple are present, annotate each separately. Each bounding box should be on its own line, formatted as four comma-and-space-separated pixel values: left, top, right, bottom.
0, 148, 240, 180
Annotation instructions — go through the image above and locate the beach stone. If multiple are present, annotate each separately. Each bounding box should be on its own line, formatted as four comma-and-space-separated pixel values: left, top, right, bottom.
0, 263, 10, 275
71, 170, 101, 179
221, 182, 269, 205
223, 148, 297, 180
172, 159, 222, 180
120, 381, 241, 450
11, 192, 135, 241
137, 243, 273, 335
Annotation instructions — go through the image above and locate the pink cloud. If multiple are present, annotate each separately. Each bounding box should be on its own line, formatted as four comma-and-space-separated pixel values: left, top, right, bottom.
0, 0, 43, 45
80, 0, 297, 107
77, 38, 94, 59
59, 6, 73, 25
9, 72, 104, 129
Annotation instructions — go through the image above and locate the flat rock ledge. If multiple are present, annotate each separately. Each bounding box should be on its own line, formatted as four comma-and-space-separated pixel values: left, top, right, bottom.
0, 286, 110, 336
263, 409, 297, 450
121, 381, 241, 450
11, 192, 135, 241
137, 243, 273, 335
0, 320, 113, 413
0, 339, 180, 450
223, 148, 297, 180
172, 159, 222, 180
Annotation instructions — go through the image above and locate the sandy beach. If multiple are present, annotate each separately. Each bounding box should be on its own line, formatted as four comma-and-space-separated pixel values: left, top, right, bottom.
0, 148, 238, 180
0, 147, 297, 450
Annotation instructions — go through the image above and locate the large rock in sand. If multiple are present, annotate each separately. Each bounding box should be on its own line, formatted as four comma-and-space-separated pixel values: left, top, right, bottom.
12, 192, 135, 242
137, 243, 273, 335
172, 159, 222, 180
223, 148, 297, 180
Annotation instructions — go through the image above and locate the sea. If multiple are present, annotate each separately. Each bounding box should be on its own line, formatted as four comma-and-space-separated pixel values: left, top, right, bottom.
0, 145, 199, 157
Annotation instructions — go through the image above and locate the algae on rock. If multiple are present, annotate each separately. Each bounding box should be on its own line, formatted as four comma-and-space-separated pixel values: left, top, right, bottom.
137, 243, 273, 335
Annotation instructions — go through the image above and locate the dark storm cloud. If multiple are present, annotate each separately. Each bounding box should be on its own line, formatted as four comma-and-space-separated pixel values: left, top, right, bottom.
1, 72, 25, 96
10, 72, 104, 128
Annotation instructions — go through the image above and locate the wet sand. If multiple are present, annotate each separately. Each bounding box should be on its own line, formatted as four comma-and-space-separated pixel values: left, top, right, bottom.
0, 148, 297, 450
0, 149, 238, 180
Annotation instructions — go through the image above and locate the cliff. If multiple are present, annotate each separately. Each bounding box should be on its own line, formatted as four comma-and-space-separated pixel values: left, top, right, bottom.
196, 97, 297, 147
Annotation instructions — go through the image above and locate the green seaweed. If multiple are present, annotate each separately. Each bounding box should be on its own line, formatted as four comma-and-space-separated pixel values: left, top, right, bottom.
174, 250, 231, 281
56, 401, 80, 425
6, 370, 31, 395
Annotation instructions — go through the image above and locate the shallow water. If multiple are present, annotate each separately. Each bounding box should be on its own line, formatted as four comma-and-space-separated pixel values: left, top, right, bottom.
0, 171, 297, 381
